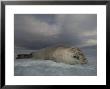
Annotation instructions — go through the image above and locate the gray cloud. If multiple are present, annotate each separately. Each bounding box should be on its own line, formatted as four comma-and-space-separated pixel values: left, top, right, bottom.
14, 14, 97, 50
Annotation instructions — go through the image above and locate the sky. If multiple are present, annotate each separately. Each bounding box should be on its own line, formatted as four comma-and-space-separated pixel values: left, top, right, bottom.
14, 14, 97, 50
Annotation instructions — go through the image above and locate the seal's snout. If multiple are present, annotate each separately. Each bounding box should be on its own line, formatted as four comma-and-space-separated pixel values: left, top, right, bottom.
81, 59, 88, 64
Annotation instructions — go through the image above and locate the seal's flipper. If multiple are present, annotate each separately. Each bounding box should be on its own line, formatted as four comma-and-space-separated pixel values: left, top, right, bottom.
16, 54, 32, 59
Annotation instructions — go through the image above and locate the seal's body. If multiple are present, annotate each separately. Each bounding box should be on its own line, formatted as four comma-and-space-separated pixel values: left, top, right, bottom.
16, 45, 87, 65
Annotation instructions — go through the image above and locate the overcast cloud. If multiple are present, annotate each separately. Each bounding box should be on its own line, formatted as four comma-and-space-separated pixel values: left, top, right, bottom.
14, 14, 97, 50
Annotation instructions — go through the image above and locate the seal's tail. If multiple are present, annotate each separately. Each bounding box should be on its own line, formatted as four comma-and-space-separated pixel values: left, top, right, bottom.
16, 53, 32, 59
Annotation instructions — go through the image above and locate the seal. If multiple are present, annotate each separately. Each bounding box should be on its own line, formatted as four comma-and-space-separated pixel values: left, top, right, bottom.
16, 45, 87, 65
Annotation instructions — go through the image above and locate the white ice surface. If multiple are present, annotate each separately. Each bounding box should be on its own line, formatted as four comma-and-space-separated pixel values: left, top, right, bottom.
14, 49, 97, 76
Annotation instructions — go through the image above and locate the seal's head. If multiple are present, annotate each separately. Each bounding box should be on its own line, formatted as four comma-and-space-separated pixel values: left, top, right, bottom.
68, 47, 87, 64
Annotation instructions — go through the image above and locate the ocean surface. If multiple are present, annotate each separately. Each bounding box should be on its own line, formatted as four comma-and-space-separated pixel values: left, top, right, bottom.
14, 47, 97, 76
